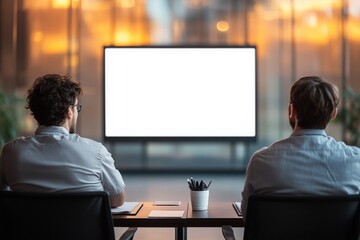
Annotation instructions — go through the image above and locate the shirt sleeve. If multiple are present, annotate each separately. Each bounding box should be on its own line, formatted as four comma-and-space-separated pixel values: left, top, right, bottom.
241, 179, 250, 220
98, 144, 126, 195
241, 154, 256, 220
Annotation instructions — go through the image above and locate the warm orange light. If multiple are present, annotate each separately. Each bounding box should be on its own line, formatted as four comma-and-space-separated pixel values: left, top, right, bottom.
173, 20, 183, 40
348, 20, 360, 40
115, 31, 131, 44
119, 0, 135, 8
52, 0, 70, 9
72, 0, 80, 8
62, 54, 78, 69
70, 55, 79, 67
114, 30, 148, 45
43, 38, 67, 54
278, 0, 341, 16
296, 19, 338, 44
304, 13, 318, 27
32, 31, 44, 43
271, 0, 344, 45
216, 21, 229, 32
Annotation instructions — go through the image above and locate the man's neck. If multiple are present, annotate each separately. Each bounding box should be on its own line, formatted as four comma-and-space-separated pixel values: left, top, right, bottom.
61, 119, 71, 132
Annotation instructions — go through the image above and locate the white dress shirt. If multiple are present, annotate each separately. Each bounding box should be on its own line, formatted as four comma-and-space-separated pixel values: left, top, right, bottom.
0, 126, 125, 195
241, 129, 360, 219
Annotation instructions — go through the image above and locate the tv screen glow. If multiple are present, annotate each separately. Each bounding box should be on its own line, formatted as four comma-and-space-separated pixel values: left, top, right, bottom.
103, 46, 257, 141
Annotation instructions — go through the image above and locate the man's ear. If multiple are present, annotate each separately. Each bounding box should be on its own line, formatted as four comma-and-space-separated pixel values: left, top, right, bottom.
288, 103, 295, 118
331, 107, 338, 120
67, 106, 73, 120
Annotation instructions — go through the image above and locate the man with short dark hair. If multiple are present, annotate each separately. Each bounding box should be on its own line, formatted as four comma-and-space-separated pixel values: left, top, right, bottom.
0, 74, 125, 207
241, 76, 360, 219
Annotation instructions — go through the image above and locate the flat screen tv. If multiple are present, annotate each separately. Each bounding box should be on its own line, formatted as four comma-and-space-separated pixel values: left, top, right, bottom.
103, 46, 257, 142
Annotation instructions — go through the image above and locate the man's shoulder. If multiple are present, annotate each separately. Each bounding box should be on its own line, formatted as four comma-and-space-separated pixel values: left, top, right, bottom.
69, 134, 103, 147
341, 143, 360, 155
321, 135, 360, 154
2, 136, 29, 148
62, 135, 111, 157
253, 138, 290, 153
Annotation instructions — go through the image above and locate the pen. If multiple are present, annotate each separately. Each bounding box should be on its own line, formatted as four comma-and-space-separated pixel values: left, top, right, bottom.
200, 180, 205, 191
190, 177, 196, 190
187, 177, 212, 191
206, 180, 212, 190
187, 179, 193, 190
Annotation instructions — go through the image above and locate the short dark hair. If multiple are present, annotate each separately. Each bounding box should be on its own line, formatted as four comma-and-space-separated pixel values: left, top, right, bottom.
26, 74, 82, 126
290, 76, 339, 129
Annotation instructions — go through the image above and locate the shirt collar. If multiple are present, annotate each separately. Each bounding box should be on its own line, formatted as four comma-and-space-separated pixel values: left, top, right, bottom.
291, 129, 327, 137
35, 125, 70, 135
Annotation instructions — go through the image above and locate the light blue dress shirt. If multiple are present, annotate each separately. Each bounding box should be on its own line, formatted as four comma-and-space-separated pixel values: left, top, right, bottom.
0, 126, 125, 195
241, 129, 360, 219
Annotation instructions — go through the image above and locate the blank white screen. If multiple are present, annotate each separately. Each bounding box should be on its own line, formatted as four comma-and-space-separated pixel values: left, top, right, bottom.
104, 47, 256, 139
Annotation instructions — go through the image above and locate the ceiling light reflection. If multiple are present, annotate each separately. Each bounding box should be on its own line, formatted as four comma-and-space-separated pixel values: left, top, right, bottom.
216, 21, 229, 32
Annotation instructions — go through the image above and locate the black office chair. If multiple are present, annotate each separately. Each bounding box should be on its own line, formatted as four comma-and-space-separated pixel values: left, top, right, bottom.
222, 195, 360, 240
0, 191, 137, 240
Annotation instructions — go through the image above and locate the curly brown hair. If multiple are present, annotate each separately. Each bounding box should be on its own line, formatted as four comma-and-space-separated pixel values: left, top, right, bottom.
26, 74, 82, 126
290, 76, 339, 129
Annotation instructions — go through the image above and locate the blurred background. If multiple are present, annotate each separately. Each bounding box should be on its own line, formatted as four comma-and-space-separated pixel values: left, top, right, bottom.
1, 0, 360, 172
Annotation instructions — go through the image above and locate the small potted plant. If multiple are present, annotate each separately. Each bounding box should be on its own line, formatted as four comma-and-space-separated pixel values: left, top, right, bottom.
335, 87, 360, 147
0, 88, 23, 150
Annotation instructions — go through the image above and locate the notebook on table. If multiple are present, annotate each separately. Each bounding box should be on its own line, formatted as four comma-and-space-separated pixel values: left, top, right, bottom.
153, 201, 181, 206
148, 210, 184, 218
111, 202, 143, 215
232, 202, 242, 216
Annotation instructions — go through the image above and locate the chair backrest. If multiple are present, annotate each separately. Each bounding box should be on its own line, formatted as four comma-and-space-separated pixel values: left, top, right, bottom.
244, 195, 360, 240
0, 191, 115, 240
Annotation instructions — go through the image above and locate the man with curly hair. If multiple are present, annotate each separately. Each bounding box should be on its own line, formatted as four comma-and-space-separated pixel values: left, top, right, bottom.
0, 74, 125, 207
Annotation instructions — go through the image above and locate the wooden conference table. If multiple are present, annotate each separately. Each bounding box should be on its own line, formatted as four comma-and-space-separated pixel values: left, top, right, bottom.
112, 202, 244, 240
